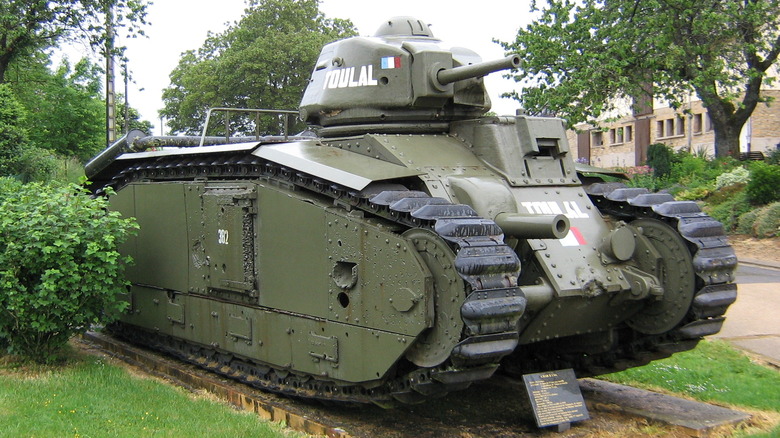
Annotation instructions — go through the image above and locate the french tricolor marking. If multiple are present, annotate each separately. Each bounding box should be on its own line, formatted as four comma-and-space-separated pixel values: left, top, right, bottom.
381, 56, 401, 69
560, 226, 587, 247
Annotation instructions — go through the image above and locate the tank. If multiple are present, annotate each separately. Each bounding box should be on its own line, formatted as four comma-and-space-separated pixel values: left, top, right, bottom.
86, 17, 737, 406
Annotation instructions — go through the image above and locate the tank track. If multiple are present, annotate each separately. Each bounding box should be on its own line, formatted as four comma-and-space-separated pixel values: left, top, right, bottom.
97, 146, 525, 405
503, 182, 738, 377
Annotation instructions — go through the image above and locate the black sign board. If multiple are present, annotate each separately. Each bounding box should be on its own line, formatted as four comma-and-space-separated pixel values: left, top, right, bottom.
522, 368, 589, 429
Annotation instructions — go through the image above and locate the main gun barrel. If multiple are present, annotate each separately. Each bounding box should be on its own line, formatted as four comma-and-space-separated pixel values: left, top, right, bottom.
494, 212, 570, 240
435, 55, 521, 86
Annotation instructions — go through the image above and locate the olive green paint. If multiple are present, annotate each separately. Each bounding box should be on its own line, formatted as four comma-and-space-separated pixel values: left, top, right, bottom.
115, 180, 434, 383
93, 18, 736, 399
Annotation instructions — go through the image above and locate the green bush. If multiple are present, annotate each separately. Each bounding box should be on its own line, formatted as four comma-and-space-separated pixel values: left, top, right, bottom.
666, 152, 739, 191
746, 161, 780, 205
714, 166, 750, 190
0, 84, 30, 178
0, 179, 138, 363
16, 144, 59, 183
634, 147, 740, 195
0, 84, 58, 182
676, 185, 712, 201
766, 148, 780, 165
669, 153, 708, 186
706, 189, 752, 232
646, 143, 674, 178
751, 202, 780, 238
626, 173, 665, 191
52, 156, 87, 184
736, 209, 759, 235
705, 183, 746, 207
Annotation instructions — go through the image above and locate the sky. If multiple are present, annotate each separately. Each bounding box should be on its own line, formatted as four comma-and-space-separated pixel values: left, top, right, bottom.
66, 0, 535, 134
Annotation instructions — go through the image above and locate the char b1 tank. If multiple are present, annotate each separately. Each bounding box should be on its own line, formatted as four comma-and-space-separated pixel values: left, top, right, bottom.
86, 17, 738, 406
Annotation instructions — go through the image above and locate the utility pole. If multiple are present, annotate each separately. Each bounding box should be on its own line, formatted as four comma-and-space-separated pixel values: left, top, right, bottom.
105, 2, 116, 146
124, 63, 129, 134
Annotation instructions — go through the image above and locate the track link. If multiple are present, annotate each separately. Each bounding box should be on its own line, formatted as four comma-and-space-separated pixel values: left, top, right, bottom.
96, 145, 525, 404
586, 182, 738, 338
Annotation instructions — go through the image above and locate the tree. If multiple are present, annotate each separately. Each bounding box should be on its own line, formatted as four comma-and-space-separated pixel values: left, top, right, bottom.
502, 0, 780, 158
0, 82, 59, 182
6, 52, 153, 162
0, 83, 31, 176
10, 55, 105, 161
161, 0, 356, 135
0, 0, 149, 83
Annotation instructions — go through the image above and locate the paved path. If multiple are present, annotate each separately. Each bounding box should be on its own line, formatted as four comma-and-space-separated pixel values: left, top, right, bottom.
712, 259, 780, 368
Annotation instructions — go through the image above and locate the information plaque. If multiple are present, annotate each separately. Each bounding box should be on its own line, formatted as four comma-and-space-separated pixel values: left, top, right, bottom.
522, 368, 589, 430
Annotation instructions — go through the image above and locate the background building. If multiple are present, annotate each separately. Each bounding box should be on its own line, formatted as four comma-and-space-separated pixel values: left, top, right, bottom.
568, 86, 780, 168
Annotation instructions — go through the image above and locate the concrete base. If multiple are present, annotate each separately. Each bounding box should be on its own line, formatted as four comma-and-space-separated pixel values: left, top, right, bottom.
580, 379, 751, 437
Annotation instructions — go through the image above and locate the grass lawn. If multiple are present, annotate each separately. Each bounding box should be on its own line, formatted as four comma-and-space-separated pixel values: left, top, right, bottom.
0, 348, 297, 438
0, 339, 777, 437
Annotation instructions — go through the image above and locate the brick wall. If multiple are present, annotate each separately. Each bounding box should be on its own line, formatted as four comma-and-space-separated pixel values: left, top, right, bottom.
570, 90, 780, 166
748, 90, 780, 152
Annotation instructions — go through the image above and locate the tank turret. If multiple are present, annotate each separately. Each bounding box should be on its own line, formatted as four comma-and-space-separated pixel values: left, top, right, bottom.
299, 16, 520, 135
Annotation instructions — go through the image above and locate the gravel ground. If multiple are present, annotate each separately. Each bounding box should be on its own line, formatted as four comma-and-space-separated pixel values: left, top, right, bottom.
728, 234, 780, 264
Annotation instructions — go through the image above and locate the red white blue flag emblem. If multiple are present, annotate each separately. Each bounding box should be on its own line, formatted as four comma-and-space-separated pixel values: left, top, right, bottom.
381, 56, 401, 69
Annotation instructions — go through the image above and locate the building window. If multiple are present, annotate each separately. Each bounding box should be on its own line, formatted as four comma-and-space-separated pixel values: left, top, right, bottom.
594, 131, 604, 146
607, 125, 634, 146
609, 127, 625, 145
706, 113, 713, 132
656, 117, 685, 139
693, 113, 703, 134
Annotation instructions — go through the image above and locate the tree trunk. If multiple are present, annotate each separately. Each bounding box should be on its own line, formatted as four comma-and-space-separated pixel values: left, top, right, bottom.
711, 121, 743, 158
695, 85, 749, 159
0, 54, 10, 84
